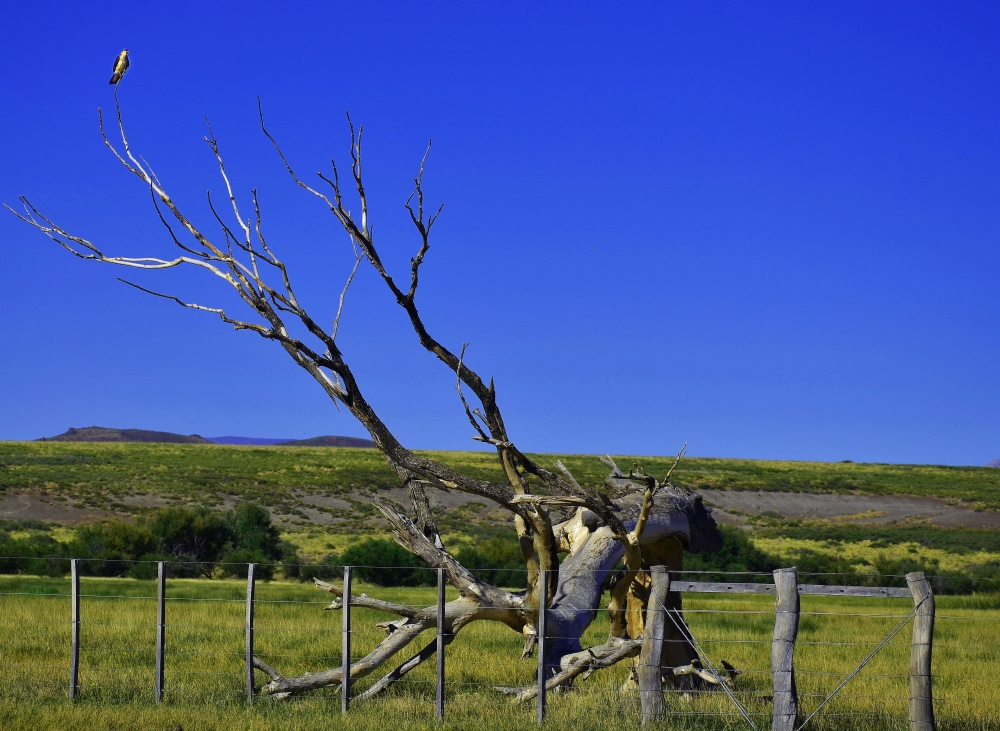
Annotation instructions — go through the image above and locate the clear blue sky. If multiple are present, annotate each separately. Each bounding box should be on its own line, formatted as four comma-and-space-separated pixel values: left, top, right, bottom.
1, 1, 997, 465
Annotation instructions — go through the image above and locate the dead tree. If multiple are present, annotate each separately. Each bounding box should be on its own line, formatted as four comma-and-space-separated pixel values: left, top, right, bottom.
8, 87, 723, 700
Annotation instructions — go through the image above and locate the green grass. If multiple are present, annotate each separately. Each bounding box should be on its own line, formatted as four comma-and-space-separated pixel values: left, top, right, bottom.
4, 441, 1000, 596
3, 442, 1000, 515
0, 575, 996, 730
745, 519, 1000, 589
749, 519, 1000, 555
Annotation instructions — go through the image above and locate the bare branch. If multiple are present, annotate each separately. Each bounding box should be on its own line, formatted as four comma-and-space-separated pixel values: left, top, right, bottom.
257, 98, 339, 211
203, 117, 261, 282
116, 279, 271, 334
313, 578, 420, 618
404, 141, 444, 302
112, 85, 149, 177
332, 249, 362, 341
662, 441, 688, 484
456, 343, 490, 441
506, 637, 643, 702
147, 184, 210, 260
355, 634, 455, 701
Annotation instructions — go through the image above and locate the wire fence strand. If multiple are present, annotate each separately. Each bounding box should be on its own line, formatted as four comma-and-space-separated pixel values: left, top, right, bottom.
0, 563, 995, 729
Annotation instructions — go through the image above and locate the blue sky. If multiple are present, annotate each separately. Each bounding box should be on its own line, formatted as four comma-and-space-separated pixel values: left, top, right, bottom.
1, 2, 997, 465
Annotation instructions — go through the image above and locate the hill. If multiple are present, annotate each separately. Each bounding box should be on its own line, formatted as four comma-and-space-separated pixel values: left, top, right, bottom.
36, 428, 375, 448
207, 436, 294, 445
3, 442, 999, 512
988, 459, 1000, 468
2, 442, 998, 590
37, 427, 210, 444
279, 435, 375, 448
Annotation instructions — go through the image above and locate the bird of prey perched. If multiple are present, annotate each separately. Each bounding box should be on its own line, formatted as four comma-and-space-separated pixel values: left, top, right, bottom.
109, 49, 130, 85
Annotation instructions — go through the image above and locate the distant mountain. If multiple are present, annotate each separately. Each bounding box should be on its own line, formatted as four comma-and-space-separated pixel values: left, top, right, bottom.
988, 459, 1000, 468
38, 426, 211, 444
36, 427, 376, 449
280, 435, 376, 448
207, 436, 295, 446
207, 435, 375, 447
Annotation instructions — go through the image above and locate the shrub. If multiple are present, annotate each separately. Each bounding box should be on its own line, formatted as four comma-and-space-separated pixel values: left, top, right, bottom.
455, 536, 527, 588
127, 553, 174, 580
341, 539, 434, 586
282, 553, 302, 580
0, 522, 70, 576
225, 501, 283, 560
684, 524, 779, 578
145, 506, 232, 563
70, 520, 157, 576
297, 553, 342, 583
0, 501, 289, 579
219, 548, 275, 580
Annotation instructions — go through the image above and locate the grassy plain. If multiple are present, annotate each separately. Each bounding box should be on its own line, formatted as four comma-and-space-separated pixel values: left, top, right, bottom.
0, 575, 996, 731
3, 441, 999, 590
3, 442, 1000, 512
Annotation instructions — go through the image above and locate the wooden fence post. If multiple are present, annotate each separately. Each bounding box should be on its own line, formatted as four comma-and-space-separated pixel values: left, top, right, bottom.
906, 571, 936, 731
537, 568, 547, 725
245, 563, 256, 707
639, 565, 669, 725
436, 567, 446, 722
342, 565, 353, 715
771, 567, 799, 731
69, 558, 80, 701
156, 561, 165, 703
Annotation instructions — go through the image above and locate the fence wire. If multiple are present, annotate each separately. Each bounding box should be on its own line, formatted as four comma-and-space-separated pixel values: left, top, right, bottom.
0, 562, 995, 730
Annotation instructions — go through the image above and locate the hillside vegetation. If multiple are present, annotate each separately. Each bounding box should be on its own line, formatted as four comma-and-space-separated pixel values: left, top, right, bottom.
2, 442, 998, 592
3, 441, 999, 509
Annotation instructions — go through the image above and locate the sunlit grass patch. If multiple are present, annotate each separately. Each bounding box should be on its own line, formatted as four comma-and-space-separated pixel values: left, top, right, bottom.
0, 576, 996, 730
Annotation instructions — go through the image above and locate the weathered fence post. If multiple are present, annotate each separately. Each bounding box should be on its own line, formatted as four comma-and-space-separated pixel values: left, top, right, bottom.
342, 565, 353, 715
69, 558, 80, 701
537, 568, 548, 725
639, 565, 669, 725
156, 561, 165, 703
906, 571, 936, 731
245, 562, 256, 707
771, 567, 799, 731
436, 566, 446, 722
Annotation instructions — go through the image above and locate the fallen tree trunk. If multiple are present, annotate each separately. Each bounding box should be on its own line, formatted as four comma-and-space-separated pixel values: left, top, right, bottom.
258, 488, 721, 699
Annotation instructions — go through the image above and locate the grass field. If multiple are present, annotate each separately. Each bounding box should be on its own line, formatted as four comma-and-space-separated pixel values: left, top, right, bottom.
0, 574, 996, 730
3, 441, 1000, 593
4, 442, 1000, 513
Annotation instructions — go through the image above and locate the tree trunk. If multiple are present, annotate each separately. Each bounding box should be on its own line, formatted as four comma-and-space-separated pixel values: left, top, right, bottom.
543, 491, 719, 679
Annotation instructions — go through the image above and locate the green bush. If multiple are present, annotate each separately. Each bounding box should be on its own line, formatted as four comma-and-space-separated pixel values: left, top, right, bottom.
0, 521, 71, 576
296, 553, 342, 583
455, 536, 527, 588
225, 501, 283, 559
683, 524, 780, 578
0, 501, 289, 579
127, 553, 174, 580
219, 548, 275, 579
70, 520, 158, 576
145, 506, 231, 564
341, 539, 434, 586
282, 553, 302, 580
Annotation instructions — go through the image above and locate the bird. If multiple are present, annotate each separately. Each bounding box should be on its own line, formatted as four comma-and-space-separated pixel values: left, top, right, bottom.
721, 659, 742, 679
109, 49, 130, 85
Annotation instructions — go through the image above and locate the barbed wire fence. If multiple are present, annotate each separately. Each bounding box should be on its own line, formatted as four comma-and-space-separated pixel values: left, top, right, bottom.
0, 558, 997, 729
